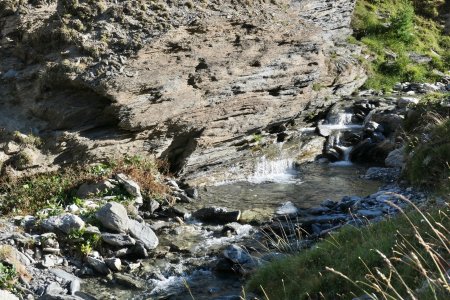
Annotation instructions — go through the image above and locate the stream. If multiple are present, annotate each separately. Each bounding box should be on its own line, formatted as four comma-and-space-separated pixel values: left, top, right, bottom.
82, 161, 382, 300
79, 101, 391, 299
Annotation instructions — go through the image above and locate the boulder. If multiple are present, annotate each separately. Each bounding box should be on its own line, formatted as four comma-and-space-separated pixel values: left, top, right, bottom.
41, 214, 85, 234
113, 273, 145, 289
105, 258, 122, 272
275, 201, 299, 216
350, 139, 395, 164
76, 180, 116, 198
192, 207, 241, 224
86, 256, 110, 275
397, 97, 419, 108
95, 202, 129, 233
385, 147, 405, 168
101, 233, 136, 247
223, 245, 262, 270
128, 219, 159, 250
116, 173, 143, 205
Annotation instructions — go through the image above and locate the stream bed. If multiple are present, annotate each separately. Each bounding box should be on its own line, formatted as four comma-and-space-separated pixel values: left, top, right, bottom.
82, 163, 382, 300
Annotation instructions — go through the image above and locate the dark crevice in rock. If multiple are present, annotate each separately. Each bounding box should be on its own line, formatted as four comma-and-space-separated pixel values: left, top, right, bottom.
161, 127, 204, 174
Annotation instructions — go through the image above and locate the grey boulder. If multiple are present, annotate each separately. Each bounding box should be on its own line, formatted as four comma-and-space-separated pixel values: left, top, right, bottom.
42, 214, 85, 234
95, 202, 129, 233
128, 219, 159, 250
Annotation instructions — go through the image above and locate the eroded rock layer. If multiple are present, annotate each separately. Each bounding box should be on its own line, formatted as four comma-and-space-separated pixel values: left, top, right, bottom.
0, 0, 366, 179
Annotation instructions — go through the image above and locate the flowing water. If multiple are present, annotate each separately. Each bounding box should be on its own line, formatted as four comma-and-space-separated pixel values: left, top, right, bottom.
194, 163, 380, 211
82, 107, 383, 299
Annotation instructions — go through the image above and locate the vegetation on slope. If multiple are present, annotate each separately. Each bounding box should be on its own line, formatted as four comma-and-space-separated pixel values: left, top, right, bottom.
247, 203, 450, 299
0, 156, 168, 215
404, 93, 450, 192
352, 0, 450, 90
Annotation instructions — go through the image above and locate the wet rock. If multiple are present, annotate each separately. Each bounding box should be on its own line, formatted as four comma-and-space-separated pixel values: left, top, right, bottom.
350, 139, 394, 164
170, 205, 189, 217
307, 206, 332, 215
192, 207, 241, 224
320, 199, 338, 209
115, 173, 143, 205
240, 208, 273, 224
370, 113, 403, 136
223, 245, 262, 270
113, 273, 145, 289
86, 256, 110, 275
275, 201, 299, 216
101, 233, 136, 247
336, 196, 361, 211
317, 123, 333, 137
42, 214, 85, 234
95, 202, 129, 233
128, 219, 159, 250
105, 258, 122, 272
185, 187, 198, 199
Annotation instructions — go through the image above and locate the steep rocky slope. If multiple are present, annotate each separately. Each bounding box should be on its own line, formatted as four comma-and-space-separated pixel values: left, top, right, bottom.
0, 0, 366, 179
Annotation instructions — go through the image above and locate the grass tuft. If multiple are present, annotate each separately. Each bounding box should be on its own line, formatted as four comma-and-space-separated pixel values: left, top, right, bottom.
247, 201, 450, 299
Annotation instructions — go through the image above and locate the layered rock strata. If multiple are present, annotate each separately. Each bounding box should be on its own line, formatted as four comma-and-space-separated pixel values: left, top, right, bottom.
0, 0, 366, 180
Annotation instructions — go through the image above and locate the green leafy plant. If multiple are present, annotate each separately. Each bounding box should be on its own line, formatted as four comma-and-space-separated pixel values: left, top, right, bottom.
0, 263, 17, 291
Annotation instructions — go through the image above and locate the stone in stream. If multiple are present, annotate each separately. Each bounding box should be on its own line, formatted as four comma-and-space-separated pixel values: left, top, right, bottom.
223, 245, 262, 270
192, 207, 241, 224
128, 219, 159, 250
101, 233, 136, 247
275, 201, 299, 216
240, 208, 274, 224
185, 187, 198, 199
113, 273, 145, 289
95, 202, 129, 233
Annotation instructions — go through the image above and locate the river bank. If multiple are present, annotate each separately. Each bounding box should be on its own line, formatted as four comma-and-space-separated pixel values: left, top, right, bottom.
1, 82, 448, 299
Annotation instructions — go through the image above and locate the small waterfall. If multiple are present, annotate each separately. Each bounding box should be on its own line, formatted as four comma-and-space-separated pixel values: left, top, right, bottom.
325, 110, 364, 166
248, 155, 297, 183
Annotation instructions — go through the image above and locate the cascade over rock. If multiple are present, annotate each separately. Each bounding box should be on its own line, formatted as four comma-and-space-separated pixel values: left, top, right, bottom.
0, 0, 366, 179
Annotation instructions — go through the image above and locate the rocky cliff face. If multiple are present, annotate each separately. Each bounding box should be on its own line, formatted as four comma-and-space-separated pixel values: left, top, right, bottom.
0, 0, 366, 180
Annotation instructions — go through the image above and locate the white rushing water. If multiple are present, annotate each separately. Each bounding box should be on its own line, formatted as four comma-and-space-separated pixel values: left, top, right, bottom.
248, 155, 298, 183
327, 112, 363, 166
